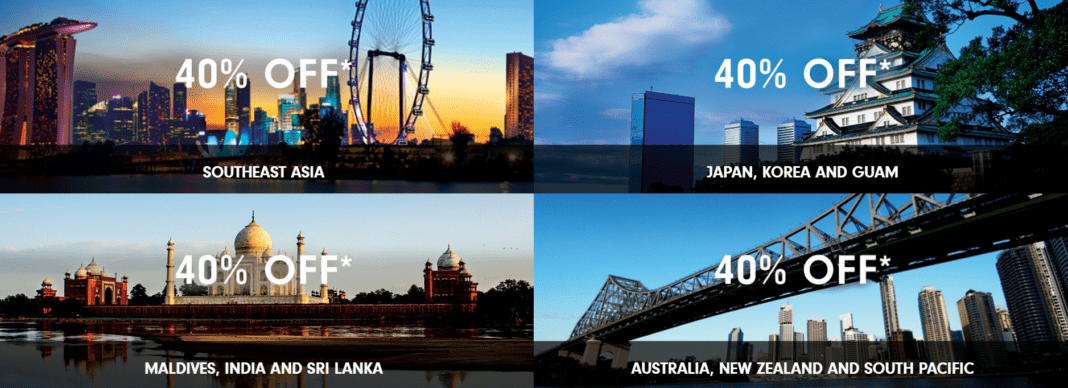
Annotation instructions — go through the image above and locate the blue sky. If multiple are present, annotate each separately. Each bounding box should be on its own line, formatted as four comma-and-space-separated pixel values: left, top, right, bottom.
534, 0, 1058, 145
535, 194, 1009, 349
0, 194, 532, 298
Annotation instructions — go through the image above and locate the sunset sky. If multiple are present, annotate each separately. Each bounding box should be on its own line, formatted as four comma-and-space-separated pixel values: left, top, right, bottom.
1, 0, 533, 142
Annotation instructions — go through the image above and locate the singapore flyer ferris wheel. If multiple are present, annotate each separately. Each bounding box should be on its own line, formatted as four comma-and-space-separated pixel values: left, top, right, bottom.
347, 0, 441, 145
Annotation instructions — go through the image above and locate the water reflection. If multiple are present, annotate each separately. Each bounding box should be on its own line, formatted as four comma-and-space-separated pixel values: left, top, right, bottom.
1, 322, 532, 387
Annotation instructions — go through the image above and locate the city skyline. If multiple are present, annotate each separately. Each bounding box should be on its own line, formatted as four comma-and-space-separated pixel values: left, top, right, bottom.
0, 194, 534, 300
535, 194, 1022, 344
0, 0, 533, 142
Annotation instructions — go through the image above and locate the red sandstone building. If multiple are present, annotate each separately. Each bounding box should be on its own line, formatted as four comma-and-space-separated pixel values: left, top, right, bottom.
423, 246, 478, 303
62, 259, 129, 305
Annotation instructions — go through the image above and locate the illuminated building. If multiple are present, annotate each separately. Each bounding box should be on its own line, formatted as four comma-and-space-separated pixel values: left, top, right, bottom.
148, 82, 170, 144
64, 258, 129, 305
505, 52, 532, 140
324, 75, 340, 110
224, 82, 238, 135
72, 80, 95, 143
251, 107, 269, 145
423, 246, 478, 303
277, 94, 300, 132
172, 82, 186, 121
293, 70, 307, 111
0, 18, 96, 145
184, 109, 205, 143
237, 75, 250, 129
107, 95, 133, 143
135, 91, 148, 141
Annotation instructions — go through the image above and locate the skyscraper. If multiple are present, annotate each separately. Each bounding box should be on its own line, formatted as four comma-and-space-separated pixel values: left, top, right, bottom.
237, 74, 250, 129
768, 334, 779, 363
72, 80, 96, 144
135, 91, 148, 142
880, 276, 901, 343
324, 75, 341, 111
918, 286, 956, 363
776, 119, 811, 163
225, 82, 239, 135
148, 82, 170, 144
277, 94, 300, 132
843, 328, 870, 363
1046, 237, 1068, 300
778, 302, 794, 362
628, 91, 696, 193
839, 313, 854, 340
724, 118, 759, 166
0, 19, 96, 145
293, 70, 307, 112
505, 52, 533, 140
996, 242, 1068, 357
726, 327, 744, 362
173, 82, 186, 120
957, 290, 1009, 370
251, 107, 269, 145
808, 319, 827, 364
107, 95, 133, 143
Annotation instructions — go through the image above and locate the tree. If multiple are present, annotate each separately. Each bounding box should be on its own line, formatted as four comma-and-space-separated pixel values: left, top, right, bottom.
130, 283, 147, 300
905, 0, 1068, 143
300, 107, 345, 163
179, 281, 209, 296
449, 121, 473, 156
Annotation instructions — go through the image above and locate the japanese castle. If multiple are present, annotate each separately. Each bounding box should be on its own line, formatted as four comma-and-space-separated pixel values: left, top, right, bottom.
798, 3, 1014, 157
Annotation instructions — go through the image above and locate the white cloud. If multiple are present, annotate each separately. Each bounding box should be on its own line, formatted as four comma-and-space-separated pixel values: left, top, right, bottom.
0, 208, 24, 214
546, 0, 732, 79
599, 108, 631, 121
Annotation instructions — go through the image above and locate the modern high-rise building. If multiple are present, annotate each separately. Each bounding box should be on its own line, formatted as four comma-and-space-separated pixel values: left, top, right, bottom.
173, 82, 186, 120
277, 95, 300, 132
724, 118, 759, 166
225, 82, 239, 135
135, 91, 148, 142
72, 80, 96, 144
726, 327, 744, 362
777, 119, 811, 163
251, 108, 269, 146
505, 52, 533, 140
107, 95, 133, 143
957, 289, 1009, 370
918, 286, 956, 363
293, 70, 307, 112
1046, 237, 1068, 300
778, 302, 794, 362
324, 75, 341, 112
237, 74, 250, 129
839, 313, 854, 339
808, 319, 827, 364
148, 82, 170, 144
628, 91, 696, 193
880, 276, 901, 343
997, 307, 1013, 332
843, 328, 870, 363
0, 18, 96, 145
768, 334, 779, 363
996, 242, 1068, 357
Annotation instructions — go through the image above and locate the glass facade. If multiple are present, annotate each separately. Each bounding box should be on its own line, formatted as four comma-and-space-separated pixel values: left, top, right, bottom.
628, 91, 695, 192
776, 119, 812, 163
724, 118, 759, 165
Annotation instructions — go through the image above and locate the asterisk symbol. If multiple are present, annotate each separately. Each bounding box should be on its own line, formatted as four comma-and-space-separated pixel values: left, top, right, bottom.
879, 59, 890, 71
340, 60, 353, 71
879, 255, 892, 267
341, 256, 353, 267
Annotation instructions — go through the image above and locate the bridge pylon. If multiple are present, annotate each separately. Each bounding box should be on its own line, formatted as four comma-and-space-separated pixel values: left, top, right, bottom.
578, 339, 631, 369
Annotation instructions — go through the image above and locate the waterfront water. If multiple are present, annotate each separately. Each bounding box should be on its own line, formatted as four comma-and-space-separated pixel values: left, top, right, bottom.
0, 175, 531, 193
0, 322, 532, 388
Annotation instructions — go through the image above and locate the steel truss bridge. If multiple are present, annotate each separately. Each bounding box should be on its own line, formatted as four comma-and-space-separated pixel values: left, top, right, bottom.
536, 193, 1068, 360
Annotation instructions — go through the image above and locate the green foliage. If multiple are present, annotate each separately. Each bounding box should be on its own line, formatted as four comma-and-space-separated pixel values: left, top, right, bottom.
906, 0, 1068, 143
